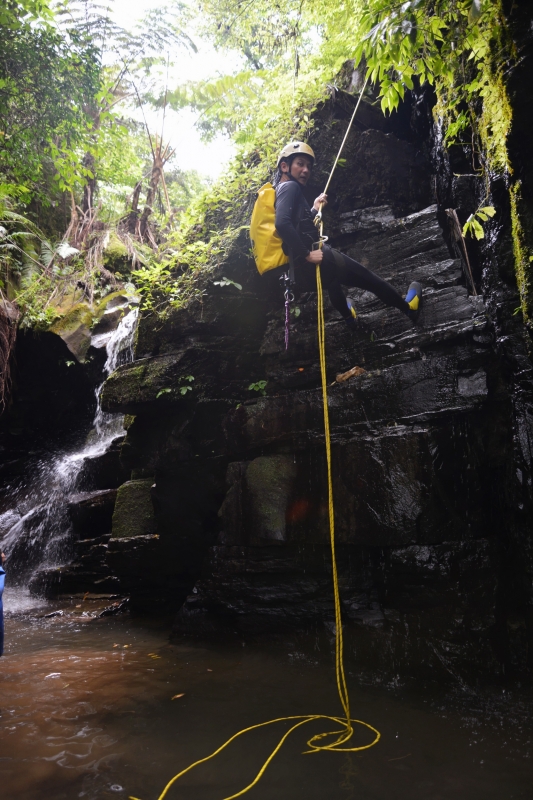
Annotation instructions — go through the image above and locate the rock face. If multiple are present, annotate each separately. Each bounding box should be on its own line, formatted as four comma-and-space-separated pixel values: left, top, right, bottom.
99, 91, 533, 682
28, 489, 121, 597
170, 205, 502, 680
111, 479, 157, 538
97, 98, 529, 676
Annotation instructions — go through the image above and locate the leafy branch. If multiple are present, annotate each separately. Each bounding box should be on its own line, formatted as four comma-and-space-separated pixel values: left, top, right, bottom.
462, 204, 496, 240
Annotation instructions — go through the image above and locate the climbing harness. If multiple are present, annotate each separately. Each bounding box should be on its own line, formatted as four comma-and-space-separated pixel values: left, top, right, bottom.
131, 75, 380, 800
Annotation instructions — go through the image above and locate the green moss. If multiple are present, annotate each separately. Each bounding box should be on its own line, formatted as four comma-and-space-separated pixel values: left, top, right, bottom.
111, 479, 156, 538
245, 455, 297, 542
103, 231, 130, 273
49, 302, 93, 335
49, 301, 94, 361
510, 183, 532, 323
94, 290, 133, 320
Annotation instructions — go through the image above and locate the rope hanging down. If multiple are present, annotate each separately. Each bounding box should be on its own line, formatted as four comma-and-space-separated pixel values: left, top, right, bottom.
130, 77, 380, 800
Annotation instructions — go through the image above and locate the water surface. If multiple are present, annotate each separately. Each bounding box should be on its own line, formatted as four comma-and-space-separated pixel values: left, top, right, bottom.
1, 599, 531, 800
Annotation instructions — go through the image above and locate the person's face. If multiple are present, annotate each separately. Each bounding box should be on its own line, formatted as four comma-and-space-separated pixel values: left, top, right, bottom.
281, 154, 313, 185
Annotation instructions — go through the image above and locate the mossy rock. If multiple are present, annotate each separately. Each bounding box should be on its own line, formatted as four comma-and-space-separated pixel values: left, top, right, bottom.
111, 479, 157, 538
49, 302, 94, 362
94, 290, 139, 320
245, 455, 297, 543
101, 353, 195, 413
103, 232, 131, 274
92, 290, 139, 337
50, 286, 86, 316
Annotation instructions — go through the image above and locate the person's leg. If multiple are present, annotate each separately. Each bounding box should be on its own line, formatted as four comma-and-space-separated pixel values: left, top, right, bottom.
324, 247, 410, 315
298, 253, 351, 318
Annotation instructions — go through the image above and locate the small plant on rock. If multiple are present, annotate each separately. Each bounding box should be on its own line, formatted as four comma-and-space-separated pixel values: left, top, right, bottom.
213, 276, 242, 290
156, 375, 195, 399
248, 380, 267, 396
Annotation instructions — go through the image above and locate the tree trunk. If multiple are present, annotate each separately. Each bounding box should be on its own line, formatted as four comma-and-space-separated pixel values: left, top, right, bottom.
82, 150, 96, 214
82, 112, 101, 215
126, 181, 143, 235
139, 142, 165, 240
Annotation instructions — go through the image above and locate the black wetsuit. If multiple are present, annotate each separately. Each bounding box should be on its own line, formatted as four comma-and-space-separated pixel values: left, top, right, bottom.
272, 179, 409, 319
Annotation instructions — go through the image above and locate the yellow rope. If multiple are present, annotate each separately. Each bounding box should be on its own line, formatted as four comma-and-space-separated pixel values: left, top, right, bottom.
131, 268, 380, 800
130, 78, 380, 800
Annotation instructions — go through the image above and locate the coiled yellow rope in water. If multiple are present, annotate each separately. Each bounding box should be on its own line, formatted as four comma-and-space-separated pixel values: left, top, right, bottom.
130, 266, 380, 800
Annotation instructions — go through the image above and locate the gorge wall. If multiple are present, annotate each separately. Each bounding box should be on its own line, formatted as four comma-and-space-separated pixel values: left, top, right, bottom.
2, 65, 532, 685
95, 86, 533, 684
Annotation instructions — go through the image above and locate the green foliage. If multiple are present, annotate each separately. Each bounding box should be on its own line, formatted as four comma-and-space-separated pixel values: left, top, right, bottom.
161, 71, 268, 141
179, 375, 195, 394
131, 222, 243, 316
164, 168, 210, 214
213, 277, 242, 290
0, 188, 121, 329
0, 0, 529, 331
197, 0, 308, 70
0, 0, 52, 30
462, 205, 496, 240
156, 374, 195, 398
0, 19, 100, 199
248, 380, 267, 396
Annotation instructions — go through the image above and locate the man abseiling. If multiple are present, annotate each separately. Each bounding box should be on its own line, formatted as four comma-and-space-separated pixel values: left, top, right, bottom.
272, 141, 422, 327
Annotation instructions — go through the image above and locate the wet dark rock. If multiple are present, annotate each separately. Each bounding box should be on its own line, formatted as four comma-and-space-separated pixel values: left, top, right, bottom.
111, 479, 157, 538
28, 563, 120, 597
78, 437, 130, 490
0, 330, 99, 452
67, 489, 117, 538
57, 87, 528, 680
0, 60, 530, 690
96, 597, 129, 617
106, 534, 176, 611
104, 134, 529, 679
100, 191, 524, 680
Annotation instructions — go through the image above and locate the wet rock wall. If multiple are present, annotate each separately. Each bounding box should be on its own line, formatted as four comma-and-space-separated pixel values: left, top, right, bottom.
99, 86, 533, 682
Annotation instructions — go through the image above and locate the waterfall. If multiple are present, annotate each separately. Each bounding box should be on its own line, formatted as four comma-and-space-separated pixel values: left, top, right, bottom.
0, 307, 138, 595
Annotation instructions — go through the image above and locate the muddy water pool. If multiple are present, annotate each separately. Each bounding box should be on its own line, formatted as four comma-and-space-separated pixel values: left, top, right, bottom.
1, 593, 531, 800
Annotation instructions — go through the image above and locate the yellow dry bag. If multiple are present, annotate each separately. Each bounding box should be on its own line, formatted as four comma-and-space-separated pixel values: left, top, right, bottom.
250, 183, 289, 275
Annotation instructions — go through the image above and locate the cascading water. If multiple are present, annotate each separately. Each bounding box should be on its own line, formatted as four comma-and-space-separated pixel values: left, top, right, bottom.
0, 307, 138, 601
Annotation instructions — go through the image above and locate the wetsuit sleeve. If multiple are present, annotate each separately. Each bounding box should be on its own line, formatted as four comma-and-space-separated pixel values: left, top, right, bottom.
275, 182, 310, 262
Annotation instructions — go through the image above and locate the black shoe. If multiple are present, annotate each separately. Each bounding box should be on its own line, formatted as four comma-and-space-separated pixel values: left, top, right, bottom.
405, 281, 422, 322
